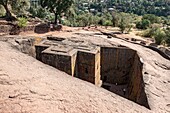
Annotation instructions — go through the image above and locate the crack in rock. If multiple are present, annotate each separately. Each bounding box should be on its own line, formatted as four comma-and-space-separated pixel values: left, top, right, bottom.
9, 93, 20, 99
29, 90, 37, 94
155, 62, 170, 70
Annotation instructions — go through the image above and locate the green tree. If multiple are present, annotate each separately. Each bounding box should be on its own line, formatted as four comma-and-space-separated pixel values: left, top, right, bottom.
142, 24, 160, 38
119, 17, 126, 33
142, 24, 168, 45
112, 12, 121, 27
0, 0, 13, 19
40, 0, 74, 25
153, 29, 166, 45
118, 13, 133, 33
76, 13, 89, 27
11, 0, 30, 17
136, 19, 151, 29
142, 14, 161, 24
64, 5, 78, 26
29, 6, 52, 19
0, 0, 30, 20
164, 28, 170, 46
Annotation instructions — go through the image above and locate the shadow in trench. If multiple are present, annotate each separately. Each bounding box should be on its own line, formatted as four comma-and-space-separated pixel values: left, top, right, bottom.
100, 46, 150, 109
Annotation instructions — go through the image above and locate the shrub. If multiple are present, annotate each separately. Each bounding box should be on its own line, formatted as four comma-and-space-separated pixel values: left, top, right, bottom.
165, 36, 170, 46
116, 13, 133, 33
103, 20, 112, 26
136, 19, 151, 29
63, 20, 71, 26
153, 29, 166, 45
164, 28, 170, 46
119, 18, 126, 33
142, 24, 160, 37
142, 14, 161, 24
142, 29, 153, 37
142, 27, 166, 45
76, 14, 89, 27
92, 15, 101, 25
17, 17, 28, 28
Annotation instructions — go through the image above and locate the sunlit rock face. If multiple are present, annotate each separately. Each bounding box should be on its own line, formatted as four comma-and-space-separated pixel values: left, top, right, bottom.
35, 36, 150, 108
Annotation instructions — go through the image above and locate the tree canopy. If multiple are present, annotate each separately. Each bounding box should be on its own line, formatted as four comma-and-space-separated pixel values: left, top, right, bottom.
75, 0, 170, 17
0, 0, 13, 19
0, 0, 30, 20
40, 0, 74, 24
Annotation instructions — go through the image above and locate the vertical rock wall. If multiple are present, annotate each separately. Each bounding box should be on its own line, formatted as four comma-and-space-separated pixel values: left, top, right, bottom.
77, 51, 99, 85
100, 46, 150, 109
95, 50, 101, 86
127, 54, 150, 109
35, 46, 49, 61
41, 53, 73, 75
100, 47, 136, 84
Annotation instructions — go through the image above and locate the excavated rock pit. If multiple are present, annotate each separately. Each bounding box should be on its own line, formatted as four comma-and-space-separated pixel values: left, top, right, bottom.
100, 46, 150, 109
10, 36, 150, 109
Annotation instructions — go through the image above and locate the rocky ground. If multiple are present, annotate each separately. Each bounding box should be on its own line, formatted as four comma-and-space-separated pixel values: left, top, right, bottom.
0, 27, 170, 113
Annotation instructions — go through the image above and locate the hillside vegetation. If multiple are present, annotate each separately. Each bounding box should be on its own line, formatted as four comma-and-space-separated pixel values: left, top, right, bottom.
0, 0, 170, 46
79, 0, 170, 16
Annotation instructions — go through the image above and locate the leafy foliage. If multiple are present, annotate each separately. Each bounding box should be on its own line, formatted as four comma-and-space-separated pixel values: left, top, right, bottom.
0, 0, 30, 19
116, 13, 133, 33
0, 0, 13, 18
153, 29, 166, 45
142, 14, 161, 24
142, 25, 170, 46
76, 0, 170, 17
0, 5, 5, 17
164, 28, 170, 46
29, 6, 54, 20
136, 19, 151, 29
11, 0, 30, 17
40, 0, 73, 24
17, 17, 28, 28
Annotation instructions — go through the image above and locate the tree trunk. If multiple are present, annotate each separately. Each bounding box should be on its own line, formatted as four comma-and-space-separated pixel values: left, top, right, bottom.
54, 14, 58, 25
4, 4, 12, 18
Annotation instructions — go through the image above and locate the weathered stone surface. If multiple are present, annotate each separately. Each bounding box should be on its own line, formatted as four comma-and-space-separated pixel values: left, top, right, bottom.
159, 46, 170, 57
127, 54, 150, 108
34, 23, 50, 34
35, 38, 101, 85
0, 23, 52, 35
0, 29, 170, 113
42, 46, 77, 76
104, 36, 170, 113
34, 37, 150, 108
100, 46, 136, 84
0, 41, 151, 113
0, 25, 13, 34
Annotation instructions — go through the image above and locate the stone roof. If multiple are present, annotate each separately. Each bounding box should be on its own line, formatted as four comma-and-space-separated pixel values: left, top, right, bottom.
36, 36, 101, 55
42, 45, 77, 56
